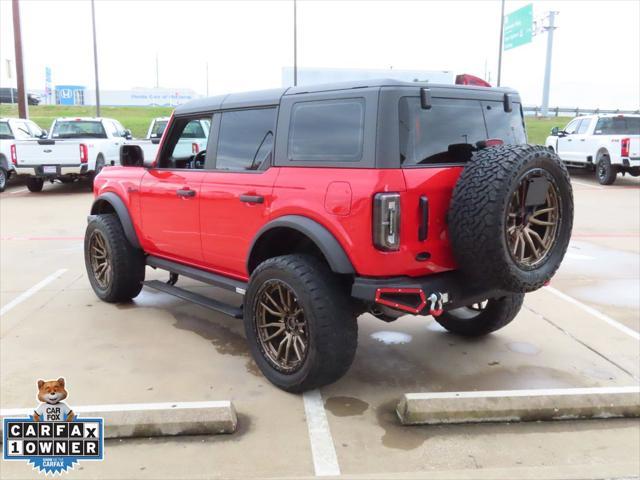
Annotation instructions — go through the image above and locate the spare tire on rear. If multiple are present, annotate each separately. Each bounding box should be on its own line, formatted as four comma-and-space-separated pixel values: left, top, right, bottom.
448, 144, 573, 293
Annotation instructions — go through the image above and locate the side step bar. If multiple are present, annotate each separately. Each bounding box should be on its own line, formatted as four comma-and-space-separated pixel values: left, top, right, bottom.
143, 280, 243, 319
146, 255, 247, 295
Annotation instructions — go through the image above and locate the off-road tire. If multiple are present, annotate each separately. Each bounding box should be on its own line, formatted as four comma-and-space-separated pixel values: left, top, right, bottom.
596, 155, 617, 185
435, 293, 524, 337
84, 214, 145, 302
26, 177, 44, 192
0, 167, 7, 192
449, 144, 573, 293
244, 254, 358, 392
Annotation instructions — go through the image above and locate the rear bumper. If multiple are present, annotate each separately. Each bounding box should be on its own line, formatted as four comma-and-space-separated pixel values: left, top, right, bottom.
351, 271, 509, 314
15, 164, 89, 177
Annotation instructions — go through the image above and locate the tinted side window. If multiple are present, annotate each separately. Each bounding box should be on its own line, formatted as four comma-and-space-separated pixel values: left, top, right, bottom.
482, 101, 527, 144
216, 108, 277, 171
399, 97, 487, 166
288, 98, 364, 162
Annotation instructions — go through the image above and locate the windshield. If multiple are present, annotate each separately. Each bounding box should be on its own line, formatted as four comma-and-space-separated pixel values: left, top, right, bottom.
52, 121, 107, 139
0, 122, 13, 140
593, 117, 640, 135
399, 97, 526, 166
150, 120, 168, 138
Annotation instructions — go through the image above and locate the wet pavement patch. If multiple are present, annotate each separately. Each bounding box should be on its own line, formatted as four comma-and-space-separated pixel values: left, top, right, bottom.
325, 396, 369, 417
370, 331, 413, 344
172, 311, 260, 377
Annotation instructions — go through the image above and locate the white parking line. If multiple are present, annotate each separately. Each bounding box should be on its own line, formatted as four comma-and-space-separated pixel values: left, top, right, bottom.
303, 389, 340, 477
571, 180, 604, 190
0, 269, 67, 316
9, 188, 28, 194
545, 286, 640, 341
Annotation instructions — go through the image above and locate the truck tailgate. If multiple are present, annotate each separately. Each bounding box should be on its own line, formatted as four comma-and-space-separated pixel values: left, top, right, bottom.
15, 141, 81, 166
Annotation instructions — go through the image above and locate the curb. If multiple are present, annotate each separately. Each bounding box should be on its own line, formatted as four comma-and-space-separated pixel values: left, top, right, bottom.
396, 386, 640, 425
1, 400, 237, 439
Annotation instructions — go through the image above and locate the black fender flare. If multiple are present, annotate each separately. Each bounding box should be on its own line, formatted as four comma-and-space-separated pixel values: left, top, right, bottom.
89, 192, 141, 249
248, 215, 355, 275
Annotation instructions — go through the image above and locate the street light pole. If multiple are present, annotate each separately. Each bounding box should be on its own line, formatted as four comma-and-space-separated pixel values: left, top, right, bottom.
90, 0, 101, 116
293, 0, 298, 86
496, 0, 505, 87
541, 11, 557, 117
11, 0, 28, 119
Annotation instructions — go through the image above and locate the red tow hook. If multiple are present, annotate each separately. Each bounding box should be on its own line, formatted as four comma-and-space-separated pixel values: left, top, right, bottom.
427, 292, 444, 317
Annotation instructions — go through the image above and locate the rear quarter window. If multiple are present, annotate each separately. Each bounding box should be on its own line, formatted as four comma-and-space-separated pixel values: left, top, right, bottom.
399, 97, 527, 166
0, 122, 13, 139
288, 98, 365, 162
594, 117, 640, 135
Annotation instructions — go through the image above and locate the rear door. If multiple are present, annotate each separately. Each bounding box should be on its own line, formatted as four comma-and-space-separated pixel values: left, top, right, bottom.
199, 107, 279, 278
139, 116, 212, 264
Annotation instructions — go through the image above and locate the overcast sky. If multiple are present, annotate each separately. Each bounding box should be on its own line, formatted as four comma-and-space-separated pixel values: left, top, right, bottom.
1, 0, 639, 109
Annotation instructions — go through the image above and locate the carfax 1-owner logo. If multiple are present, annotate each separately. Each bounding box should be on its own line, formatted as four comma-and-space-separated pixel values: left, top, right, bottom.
3, 378, 104, 475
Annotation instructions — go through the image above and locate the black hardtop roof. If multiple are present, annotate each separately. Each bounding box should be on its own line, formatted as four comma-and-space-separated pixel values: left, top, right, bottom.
174, 79, 519, 115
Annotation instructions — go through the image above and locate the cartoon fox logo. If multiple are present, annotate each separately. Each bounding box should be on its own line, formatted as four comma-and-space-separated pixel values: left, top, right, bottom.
33, 378, 75, 422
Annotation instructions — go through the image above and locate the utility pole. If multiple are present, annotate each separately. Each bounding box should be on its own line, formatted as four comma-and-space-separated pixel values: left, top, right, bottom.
293, 0, 298, 86
90, 0, 101, 116
496, 0, 505, 87
11, 0, 28, 119
541, 11, 557, 117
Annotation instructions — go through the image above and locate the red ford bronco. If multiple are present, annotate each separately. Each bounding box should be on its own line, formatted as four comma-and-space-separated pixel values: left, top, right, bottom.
84, 80, 573, 392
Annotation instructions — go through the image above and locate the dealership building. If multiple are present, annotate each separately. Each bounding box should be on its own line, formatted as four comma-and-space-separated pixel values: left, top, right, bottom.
44, 86, 201, 106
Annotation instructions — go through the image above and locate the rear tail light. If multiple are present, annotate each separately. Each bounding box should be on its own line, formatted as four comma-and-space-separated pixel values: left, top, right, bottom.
621, 138, 630, 158
373, 193, 401, 251
192, 143, 199, 154
79, 144, 88, 164
10, 144, 17, 165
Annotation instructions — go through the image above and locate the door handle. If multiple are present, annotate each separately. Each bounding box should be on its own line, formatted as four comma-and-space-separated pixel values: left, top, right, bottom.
240, 194, 264, 204
580, 139, 586, 141
176, 188, 196, 198
567, 139, 572, 142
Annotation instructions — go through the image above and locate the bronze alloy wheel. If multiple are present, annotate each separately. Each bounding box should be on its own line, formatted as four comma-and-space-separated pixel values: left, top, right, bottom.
255, 280, 308, 373
89, 230, 112, 289
506, 171, 561, 269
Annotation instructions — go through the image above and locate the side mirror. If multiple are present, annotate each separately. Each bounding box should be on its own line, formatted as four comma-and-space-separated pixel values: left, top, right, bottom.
120, 144, 145, 167
39, 130, 48, 138
124, 129, 133, 140
551, 126, 559, 136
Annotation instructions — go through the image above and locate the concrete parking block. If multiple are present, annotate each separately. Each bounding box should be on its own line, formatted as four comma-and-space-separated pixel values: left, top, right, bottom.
397, 386, 640, 425
1, 400, 237, 439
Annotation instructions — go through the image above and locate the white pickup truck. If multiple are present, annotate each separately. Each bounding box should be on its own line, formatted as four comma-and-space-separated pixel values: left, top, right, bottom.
129, 117, 209, 164
0, 117, 47, 192
13, 117, 132, 192
545, 114, 640, 185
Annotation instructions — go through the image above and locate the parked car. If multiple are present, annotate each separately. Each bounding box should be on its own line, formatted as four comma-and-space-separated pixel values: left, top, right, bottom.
0, 87, 41, 105
12, 117, 132, 192
545, 114, 640, 185
0, 117, 47, 192
84, 80, 574, 392
127, 117, 209, 164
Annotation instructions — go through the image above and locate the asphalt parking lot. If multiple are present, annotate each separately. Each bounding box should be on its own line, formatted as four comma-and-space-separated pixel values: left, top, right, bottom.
1, 170, 639, 479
